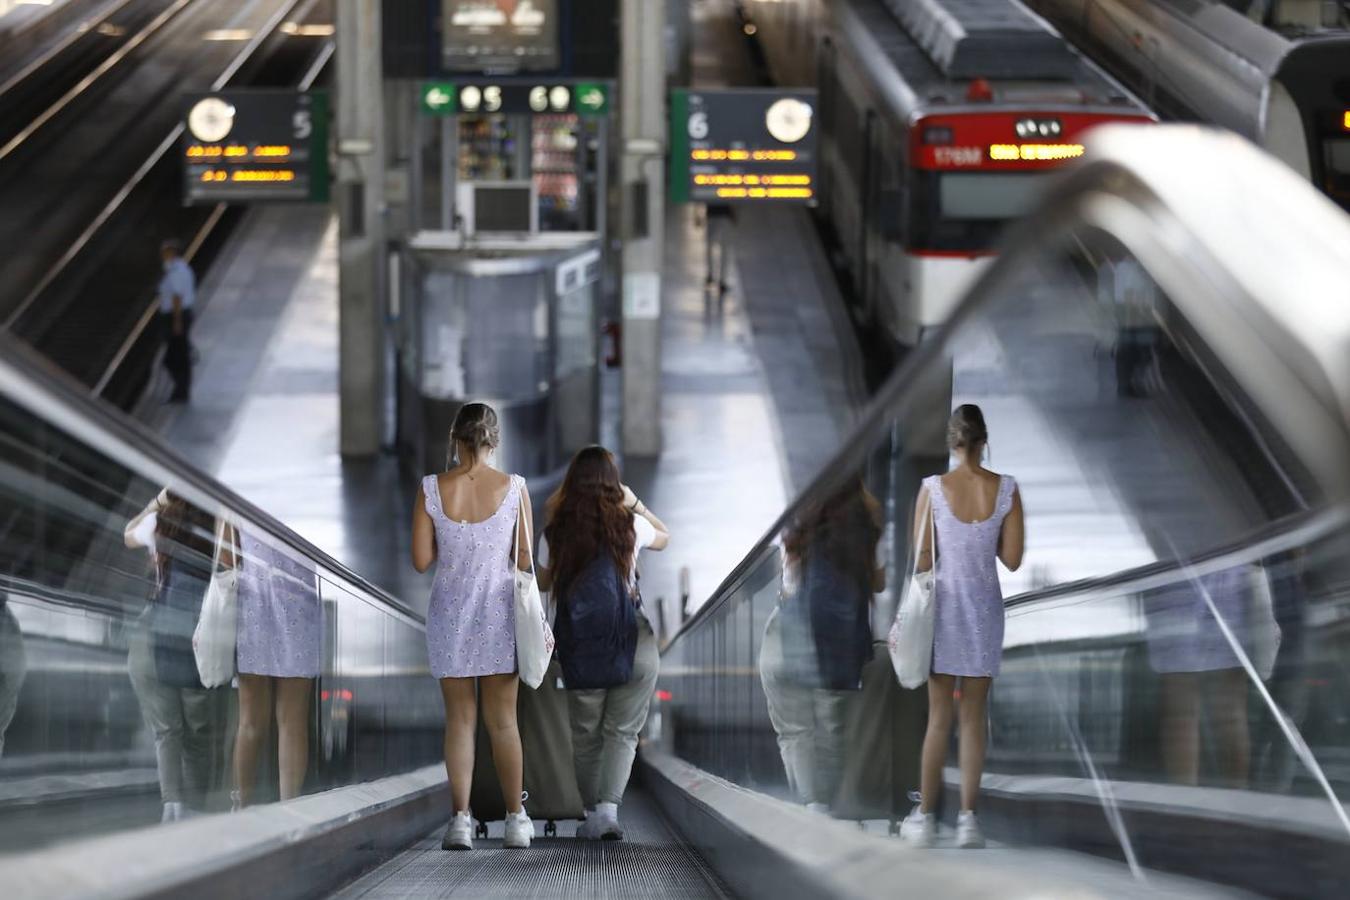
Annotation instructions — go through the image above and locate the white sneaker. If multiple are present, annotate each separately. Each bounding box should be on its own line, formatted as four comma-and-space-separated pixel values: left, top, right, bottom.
594, 801, 624, 841
504, 809, 534, 848
442, 810, 473, 851
956, 810, 985, 849
899, 805, 937, 848
577, 808, 601, 840
806, 802, 830, 816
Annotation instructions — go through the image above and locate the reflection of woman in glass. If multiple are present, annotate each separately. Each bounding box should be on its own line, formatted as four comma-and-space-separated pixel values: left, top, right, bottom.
232, 527, 322, 807
902, 405, 1024, 849
1143, 567, 1252, 787
124, 491, 227, 821
760, 477, 883, 813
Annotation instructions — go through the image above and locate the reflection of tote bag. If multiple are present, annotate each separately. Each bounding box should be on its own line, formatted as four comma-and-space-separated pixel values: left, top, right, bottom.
888, 497, 935, 690
1247, 565, 1282, 681
193, 523, 238, 688
514, 489, 555, 690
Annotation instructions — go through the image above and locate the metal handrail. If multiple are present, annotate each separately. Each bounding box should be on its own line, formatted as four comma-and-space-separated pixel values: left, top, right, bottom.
661, 124, 1350, 651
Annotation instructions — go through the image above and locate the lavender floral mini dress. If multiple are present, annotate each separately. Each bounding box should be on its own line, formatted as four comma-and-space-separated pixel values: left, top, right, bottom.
423, 473, 521, 679
927, 473, 1017, 678
236, 530, 322, 678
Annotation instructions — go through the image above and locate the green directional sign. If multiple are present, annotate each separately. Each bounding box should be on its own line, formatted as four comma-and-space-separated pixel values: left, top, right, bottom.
417, 81, 613, 117
421, 82, 457, 115
576, 82, 609, 117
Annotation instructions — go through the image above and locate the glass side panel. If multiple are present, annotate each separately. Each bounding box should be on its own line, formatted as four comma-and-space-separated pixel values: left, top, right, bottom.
652, 223, 1347, 883
0, 385, 440, 855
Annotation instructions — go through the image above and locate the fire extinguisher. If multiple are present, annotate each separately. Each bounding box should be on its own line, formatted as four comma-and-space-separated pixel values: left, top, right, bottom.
602, 319, 622, 368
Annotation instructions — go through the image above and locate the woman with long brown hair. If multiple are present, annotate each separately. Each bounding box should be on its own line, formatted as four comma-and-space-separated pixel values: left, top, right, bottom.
536, 446, 668, 841
760, 476, 885, 813
124, 491, 228, 820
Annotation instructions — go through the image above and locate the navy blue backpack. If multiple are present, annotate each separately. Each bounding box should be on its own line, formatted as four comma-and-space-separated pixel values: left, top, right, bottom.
781, 553, 871, 691
554, 555, 638, 690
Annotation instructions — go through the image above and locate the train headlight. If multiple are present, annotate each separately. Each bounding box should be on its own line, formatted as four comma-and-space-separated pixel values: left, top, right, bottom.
1016, 118, 1063, 139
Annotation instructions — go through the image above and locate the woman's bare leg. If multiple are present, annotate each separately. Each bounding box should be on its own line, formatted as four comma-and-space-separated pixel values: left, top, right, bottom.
1159, 673, 1200, 785
480, 674, 523, 814
920, 674, 956, 814
439, 678, 478, 812
957, 677, 992, 811
1205, 668, 1251, 788
234, 674, 272, 806
275, 677, 312, 800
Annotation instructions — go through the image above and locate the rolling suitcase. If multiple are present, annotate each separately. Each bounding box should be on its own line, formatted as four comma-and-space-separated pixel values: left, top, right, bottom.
829, 641, 928, 827
469, 659, 585, 837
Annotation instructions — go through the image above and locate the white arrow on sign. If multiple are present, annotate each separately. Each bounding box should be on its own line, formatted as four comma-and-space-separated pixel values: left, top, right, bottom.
579, 87, 604, 110
425, 87, 451, 110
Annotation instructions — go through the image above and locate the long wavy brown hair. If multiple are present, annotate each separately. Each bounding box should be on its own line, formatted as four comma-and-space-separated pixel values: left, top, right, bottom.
782, 477, 880, 600
154, 492, 217, 584
544, 446, 636, 602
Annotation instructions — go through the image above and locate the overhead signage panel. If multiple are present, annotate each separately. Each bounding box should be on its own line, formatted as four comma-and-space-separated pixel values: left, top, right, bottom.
441, 0, 560, 73
418, 80, 609, 117
182, 90, 329, 204
669, 88, 819, 205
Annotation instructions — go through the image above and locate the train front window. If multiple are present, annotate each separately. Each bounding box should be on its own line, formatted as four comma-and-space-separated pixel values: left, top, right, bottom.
940, 172, 1049, 220
909, 170, 1051, 251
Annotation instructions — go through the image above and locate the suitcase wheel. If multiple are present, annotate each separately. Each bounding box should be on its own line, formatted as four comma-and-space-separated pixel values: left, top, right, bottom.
544, 820, 557, 838
476, 821, 488, 839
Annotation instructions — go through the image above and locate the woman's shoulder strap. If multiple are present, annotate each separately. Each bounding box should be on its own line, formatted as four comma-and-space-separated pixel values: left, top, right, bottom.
997, 474, 1018, 513
421, 474, 442, 517
922, 474, 943, 509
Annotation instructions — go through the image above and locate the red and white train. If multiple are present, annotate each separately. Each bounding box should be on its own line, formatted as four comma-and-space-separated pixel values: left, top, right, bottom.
749, 0, 1156, 346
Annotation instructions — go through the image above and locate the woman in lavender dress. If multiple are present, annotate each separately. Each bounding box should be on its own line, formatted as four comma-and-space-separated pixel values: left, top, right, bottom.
412, 402, 536, 851
231, 523, 322, 807
901, 405, 1024, 849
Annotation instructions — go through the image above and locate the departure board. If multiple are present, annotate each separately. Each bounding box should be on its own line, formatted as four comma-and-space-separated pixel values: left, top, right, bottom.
669, 89, 819, 205
182, 90, 329, 204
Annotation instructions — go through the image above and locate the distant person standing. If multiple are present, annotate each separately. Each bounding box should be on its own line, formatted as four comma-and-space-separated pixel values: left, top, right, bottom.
158, 240, 195, 403
704, 203, 735, 299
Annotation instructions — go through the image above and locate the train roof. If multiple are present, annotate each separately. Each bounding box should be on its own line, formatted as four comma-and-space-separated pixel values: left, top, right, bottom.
835, 0, 1150, 120
880, 0, 1079, 79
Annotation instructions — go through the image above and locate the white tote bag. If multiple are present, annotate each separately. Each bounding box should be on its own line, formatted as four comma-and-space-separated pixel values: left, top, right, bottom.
513, 486, 554, 690
1246, 564, 1282, 681
888, 494, 936, 689
193, 522, 238, 689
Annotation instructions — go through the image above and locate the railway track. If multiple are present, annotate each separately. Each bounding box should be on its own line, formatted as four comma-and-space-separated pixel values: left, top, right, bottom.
0, 0, 334, 407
